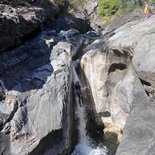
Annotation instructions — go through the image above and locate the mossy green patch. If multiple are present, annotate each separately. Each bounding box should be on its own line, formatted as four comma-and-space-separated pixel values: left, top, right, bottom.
97, 0, 147, 18
97, 0, 119, 17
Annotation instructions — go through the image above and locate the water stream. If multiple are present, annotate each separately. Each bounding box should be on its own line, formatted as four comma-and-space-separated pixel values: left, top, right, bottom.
71, 64, 108, 155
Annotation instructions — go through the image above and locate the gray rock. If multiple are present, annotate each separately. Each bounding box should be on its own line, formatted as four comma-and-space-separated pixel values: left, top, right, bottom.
108, 15, 155, 98
0, 29, 79, 154
59, 29, 80, 38
81, 39, 147, 133
116, 102, 155, 155
0, 3, 59, 52
82, 0, 105, 31
106, 11, 143, 32
57, 29, 84, 57
0, 133, 10, 155
85, 31, 101, 38
83, 0, 98, 16
108, 14, 155, 155
68, 11, 90, 33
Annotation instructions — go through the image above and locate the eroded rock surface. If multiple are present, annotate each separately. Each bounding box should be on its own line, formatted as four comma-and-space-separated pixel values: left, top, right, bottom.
80, 38, 147, 136
1, 3, 155, 153
0, 29, 83, 155
0, 0, 62, 52
108, 15, 155, 155
80, 15, 155, 155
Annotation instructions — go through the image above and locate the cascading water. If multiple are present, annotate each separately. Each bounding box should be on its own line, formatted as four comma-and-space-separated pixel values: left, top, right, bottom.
71, 63, 108, 155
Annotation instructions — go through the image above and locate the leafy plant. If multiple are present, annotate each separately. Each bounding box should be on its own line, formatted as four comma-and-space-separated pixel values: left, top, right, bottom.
97, 0, 119, 17
97, 0, 147, 17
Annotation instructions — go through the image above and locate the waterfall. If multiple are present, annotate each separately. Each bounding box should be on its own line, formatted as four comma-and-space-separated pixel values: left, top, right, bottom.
71, 63, 108, 155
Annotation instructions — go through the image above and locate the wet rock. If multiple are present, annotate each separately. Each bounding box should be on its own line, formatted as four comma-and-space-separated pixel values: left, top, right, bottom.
104, 124, 121, 154
44, 30, 57, 36
104, 124, 122, 144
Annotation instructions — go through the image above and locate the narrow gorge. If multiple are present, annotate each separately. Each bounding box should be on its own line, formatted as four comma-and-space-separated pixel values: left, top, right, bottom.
1, 0, 155, 155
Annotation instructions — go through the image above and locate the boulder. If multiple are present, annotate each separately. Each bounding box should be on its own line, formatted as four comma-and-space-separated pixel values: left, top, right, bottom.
80, 25, 151, 153
116, 102, 155, 155
58, 29, 80, 38
81, 38, 147, 130
0, 29, 83, 154
82, 0, 105, 31
107, 14, 155, 155
108, 15, 155, 100
0, 2, 58, 52
83, 0, 98, 16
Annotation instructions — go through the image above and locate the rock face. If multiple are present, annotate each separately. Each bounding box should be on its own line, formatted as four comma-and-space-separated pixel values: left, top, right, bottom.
0, 29, 83, 155
1, 2, 155, 154
106, 10, 143, 32
80, 15, 155, 155
80, 38, 147, 137
82, 0, 105, 31
107, 15, 155, 154
108, 16, 155, 101
67, 0, 104, 31
0, 0, 62, 52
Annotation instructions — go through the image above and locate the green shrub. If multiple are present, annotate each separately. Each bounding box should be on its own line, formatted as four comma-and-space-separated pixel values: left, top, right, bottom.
119, 0, 145, 14
97, 0, 147, 18
97, 0, 119, 17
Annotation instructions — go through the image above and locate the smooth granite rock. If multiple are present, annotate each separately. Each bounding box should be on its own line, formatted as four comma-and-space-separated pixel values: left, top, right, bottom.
81, 39, 148, 132
108, 14, 155, 155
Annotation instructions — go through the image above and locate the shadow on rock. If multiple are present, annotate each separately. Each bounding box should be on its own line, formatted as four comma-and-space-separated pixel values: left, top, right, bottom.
0, 133, 10, 155
0, 32, 53, 154
51, 11, 91, 33
80, 68, 119, 155
0, 28, 83, 155
0, 32, 53, 92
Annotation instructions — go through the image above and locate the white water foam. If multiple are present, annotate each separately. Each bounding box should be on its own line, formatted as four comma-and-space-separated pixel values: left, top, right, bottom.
72, 102, 108, 155
72, 142, 108, 155
72, 62, 80, 83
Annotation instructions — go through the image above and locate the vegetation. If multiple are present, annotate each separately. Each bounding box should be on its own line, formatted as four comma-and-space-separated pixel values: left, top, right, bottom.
98, 0, 119, 17
97, 0, 147, 18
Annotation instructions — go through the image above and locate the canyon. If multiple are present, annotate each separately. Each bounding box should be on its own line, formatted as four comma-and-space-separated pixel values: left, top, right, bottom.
0, 0, 155, 155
